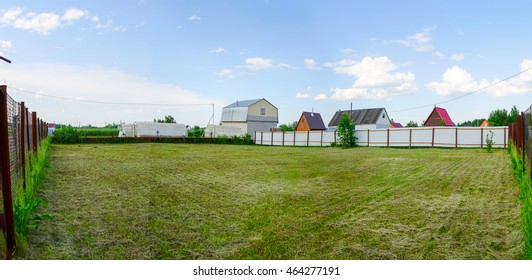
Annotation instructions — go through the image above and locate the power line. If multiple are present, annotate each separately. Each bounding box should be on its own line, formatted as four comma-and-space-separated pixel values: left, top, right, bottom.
7, 86, 214, 107
389, 66, 532, 113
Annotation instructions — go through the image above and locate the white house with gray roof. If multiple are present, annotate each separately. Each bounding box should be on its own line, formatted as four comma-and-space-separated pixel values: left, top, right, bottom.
221, 98, 278, 135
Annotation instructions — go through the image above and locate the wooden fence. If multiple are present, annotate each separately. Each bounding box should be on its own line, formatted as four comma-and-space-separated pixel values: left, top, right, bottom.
0, 85, 49, 259
509, 106, 532, 180
254, 126, 508, 148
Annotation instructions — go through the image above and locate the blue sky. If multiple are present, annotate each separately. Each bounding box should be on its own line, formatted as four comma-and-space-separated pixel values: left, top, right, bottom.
1, 0, 532, 127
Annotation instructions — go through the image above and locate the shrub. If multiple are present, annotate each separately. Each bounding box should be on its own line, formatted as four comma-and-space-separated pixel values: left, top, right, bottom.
336, 113, 356, 148
52, 126, 82, 144
486, 131, 495, 153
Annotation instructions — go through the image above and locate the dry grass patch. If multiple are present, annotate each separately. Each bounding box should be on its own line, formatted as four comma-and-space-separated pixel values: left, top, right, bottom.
24, 144, 522, 259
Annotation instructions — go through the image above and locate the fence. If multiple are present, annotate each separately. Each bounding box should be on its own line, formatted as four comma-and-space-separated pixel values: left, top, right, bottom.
0, 85, 48, 259
254, 126, 508, 148
509, 105, 532, 180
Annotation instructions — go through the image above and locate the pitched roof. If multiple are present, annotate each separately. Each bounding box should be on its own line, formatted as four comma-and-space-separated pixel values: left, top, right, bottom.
224, 99, 262, 108
392, 122, 403, 128
424, 107, 455, 126
328, 108, 387, 127
301, 112, 327, 130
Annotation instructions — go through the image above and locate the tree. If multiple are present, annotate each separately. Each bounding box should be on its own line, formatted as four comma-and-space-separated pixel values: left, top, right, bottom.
508, 105, 519, 123
406, 121, 419, 127
336, 113, 356, 148
155, 115, 176, 123
488, 109, 509, 126
279, 121, 297, 132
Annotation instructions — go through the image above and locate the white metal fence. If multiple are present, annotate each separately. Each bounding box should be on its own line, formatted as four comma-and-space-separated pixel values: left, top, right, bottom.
254, 126, 508, 148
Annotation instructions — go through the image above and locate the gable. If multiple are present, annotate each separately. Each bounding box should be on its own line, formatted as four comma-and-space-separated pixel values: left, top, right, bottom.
328, 108, 389, 127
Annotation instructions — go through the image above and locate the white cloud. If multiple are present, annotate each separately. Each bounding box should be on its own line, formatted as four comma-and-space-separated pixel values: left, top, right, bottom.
304, 58, 319, 70
209, 47, 227, 54
91, 15, 99, 22
277, 63, 294, 69
426, 66, 481, 96
386, 27, 435, 52
96, 20, 128, 33
1, 7, 89, 34
432, 51, 446, 59
296, 92, 311, 99
341, 48, 356, 55
295, 92, 328, 101
0, 63, 222, 125
62, 8, 86, 21
326, 56, 416, 101
0, 40, 13, 51
188, 15, 201, 21
216, 68, 234, 79
450, 54, 464, 61
242, 57, 273, 70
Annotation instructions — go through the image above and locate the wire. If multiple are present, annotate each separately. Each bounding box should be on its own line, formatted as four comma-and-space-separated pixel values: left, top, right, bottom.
389, 66, 532, 113
6, 86, 214, 107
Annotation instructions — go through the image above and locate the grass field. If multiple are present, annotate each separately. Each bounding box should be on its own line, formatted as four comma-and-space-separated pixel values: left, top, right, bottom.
25, 144, 523, 259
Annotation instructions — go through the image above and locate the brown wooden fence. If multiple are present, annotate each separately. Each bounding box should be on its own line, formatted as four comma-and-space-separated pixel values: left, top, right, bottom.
0, 85, 49, 259
508, 105, 532, 181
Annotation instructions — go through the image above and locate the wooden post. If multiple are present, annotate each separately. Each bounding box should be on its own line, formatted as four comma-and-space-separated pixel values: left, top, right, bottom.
409, 128, 412, 148
282, 131, 285, 146
260, 132, 263, 145
32, 112, 37, 153
481, 128, 484, 149
367, 129, 370, 147
20, 102, 26, 191
0, 85, 15, 259
293, 131, 296, 146
504, 127, 507, 149
25, 108, 30, 152
270, 130, 273, 146
455, 127, 458, 148
431, 127, 435, 148
307, 131, 310, 146
320, 130, 323, 147
522, 113, 526, 172
387, 128, 390, 147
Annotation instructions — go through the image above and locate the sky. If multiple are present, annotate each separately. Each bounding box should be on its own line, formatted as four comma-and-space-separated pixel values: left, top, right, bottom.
1, 0, 532, 127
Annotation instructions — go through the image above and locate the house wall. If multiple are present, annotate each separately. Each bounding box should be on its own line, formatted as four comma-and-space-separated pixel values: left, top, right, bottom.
222, 122, 248, 134
296, 115, 310, 131
248, 99, 278, 122
248, 121, 277, 134
424, 110, 444, 126
375, 109, 392, 129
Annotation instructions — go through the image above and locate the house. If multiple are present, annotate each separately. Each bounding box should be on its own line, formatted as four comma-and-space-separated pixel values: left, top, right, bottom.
479, 120, 489, 127
391, 122, 403, 128
221, 98, 278, 134
47, 123, 56, 135
328, 108, 392, 130
423, 107, 455, 126
118, 122, 187, 137
295, 111, 327, 131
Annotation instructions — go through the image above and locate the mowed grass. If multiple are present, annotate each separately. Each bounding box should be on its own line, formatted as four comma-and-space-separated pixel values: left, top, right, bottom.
25, 144, 522, 259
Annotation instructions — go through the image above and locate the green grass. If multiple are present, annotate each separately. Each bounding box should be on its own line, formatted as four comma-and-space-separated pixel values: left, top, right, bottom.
76, 128, 119, 137
25, 144, 523, 259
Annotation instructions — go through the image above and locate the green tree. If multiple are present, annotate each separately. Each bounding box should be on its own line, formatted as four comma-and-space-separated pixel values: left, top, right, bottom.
279, 121, 297, 132
508, 105, 519, 123
488, 109, 509, 126
336, 113, 356, 148
406, 121, 419, 127
155, 115, 177, 123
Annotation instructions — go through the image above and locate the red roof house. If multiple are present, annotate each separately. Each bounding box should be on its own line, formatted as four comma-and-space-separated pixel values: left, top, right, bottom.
423, 107, 455, 126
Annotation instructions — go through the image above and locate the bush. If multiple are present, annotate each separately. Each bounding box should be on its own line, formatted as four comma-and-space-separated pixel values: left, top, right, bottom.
52, 126, 82, 144
486, 131, 495, 152
336, 113, 356, 148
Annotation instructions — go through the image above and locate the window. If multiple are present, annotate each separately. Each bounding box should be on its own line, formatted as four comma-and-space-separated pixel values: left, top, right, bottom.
382, 113, 385, 118
260, 108, 266, 115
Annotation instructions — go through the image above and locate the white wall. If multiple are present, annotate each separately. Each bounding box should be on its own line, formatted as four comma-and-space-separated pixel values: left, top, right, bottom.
255, 127, 509, 148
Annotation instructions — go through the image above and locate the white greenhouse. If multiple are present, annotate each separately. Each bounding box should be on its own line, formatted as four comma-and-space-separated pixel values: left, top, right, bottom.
204, 124, 243, 138
119, 122, 187, 137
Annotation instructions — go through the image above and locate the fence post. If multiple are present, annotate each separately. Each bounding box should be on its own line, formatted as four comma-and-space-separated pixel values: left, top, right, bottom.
261, 132, 263, 145
409, 128, 412, 148
293, 131, 296, 146
282, 131, 285, 146
431, 127, 435, 148
254, 131, 256, 144
270, 131, 273, 146
480, 128, 484, 149
387, 128, 390, 147
320, 130, 323, 147
334, 130, 336, 145
20, 102, 26, 191
0, 85, 15, 259
32, 112, 37, 153
521, 112, 526, 172
307, 131, 310, 146
455, 127, 458, 148
25, 108, 30, 152
367, 129, 370, 147
504, 127, 507, 149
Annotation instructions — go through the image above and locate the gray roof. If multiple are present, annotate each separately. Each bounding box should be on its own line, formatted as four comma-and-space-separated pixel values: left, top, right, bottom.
300, 112, 327, 130
224, 99, 262, 108
328, 108, 387, 127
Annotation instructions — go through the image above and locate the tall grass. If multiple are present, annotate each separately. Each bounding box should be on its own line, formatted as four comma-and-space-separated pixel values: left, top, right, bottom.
508, 143, 532, 259
13, 137, 52, 256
